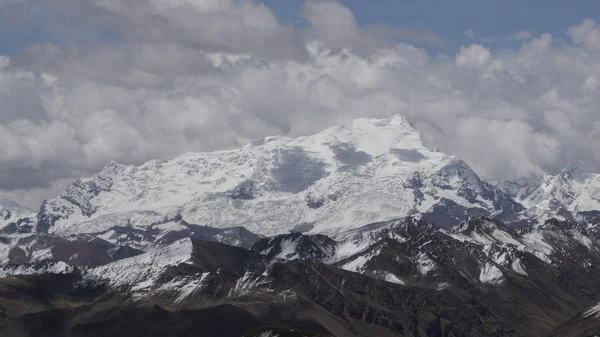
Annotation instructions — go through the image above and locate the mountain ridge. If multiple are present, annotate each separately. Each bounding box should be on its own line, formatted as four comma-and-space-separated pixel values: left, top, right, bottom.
22, 114, 522, 238
2, 215, 600, 336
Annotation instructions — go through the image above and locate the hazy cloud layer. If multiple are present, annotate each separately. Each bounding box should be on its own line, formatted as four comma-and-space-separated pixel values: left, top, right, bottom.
1, 0, 600, 206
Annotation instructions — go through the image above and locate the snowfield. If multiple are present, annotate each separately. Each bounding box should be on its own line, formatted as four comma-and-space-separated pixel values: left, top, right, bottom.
37, 114, 520, 238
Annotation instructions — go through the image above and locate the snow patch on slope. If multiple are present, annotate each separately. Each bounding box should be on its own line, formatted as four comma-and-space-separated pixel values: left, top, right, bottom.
341, 247, 382, 273
416, 252, 437, 276
0, 261, 74, 278
156, 272, 211, 303
90, 238, 193, 292
384, 273, 406, 285
479, 263, 504, 285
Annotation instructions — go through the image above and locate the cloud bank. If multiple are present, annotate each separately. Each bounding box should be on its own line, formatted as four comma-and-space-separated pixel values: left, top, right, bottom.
1, 0, 600, 206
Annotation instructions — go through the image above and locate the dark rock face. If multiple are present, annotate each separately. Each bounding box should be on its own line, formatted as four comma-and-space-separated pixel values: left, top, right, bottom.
96, 221, 262, 249
252, 233, 337, 261
542, 304, 600, 337
0, 242, 517, 337
228, 180, 256, 200
1, 216, 600, 337
35, 201, 63, 233
0, 234, 144, 267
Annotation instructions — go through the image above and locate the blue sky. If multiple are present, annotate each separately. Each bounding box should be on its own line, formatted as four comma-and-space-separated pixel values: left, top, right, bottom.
261, 0, 600, 49
2, 0, 600, 56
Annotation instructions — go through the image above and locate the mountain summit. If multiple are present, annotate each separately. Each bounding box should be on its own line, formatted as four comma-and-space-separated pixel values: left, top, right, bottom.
522, 167, 600, 212
34, 114, 521, 237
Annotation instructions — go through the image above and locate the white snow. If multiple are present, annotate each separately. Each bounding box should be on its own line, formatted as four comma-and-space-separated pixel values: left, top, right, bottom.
39, 114, 515, 238
0, 200, 35, 230
416, 252, 437, 276
522, 167, 600, 212
496, 177, 542, 203
229, 271, 272, 296
156, 272, 211, 303
479, 263, 504, 285
0, 261, 73, 278
520, 232, 555, 264
0, 241, 12, 266
256, 331, 279, 337
275, 239, 300, 260
340, 247, 381, 273
584, 301, 600, 318
511, 259, 528, 276
90, 238, 194, 291
437, 282, 451, 290
571, 230, 594, 250
384, 273, 406, 285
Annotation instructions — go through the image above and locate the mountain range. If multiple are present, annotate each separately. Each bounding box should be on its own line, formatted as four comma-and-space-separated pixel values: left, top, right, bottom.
1, 114, 599, 336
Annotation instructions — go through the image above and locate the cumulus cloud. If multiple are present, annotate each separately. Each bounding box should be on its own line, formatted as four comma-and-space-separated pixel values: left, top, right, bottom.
512, 30, 533, 41
0, 2, 600, 207
567, 18, 600, 50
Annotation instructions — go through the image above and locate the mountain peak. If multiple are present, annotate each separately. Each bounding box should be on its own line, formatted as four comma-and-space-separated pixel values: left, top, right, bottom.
451, 216, 504, 234
522, 166, 600, 212
34, 114, 519, 237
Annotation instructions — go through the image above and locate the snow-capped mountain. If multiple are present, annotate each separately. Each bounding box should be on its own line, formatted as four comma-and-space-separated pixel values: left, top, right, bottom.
495, 176, 542, 202
34, 114, 522, 238
248, 215, 600, 290
0, 200, 35, 232
0, 260, 74, 278
522, 166, 600, 212
495, 167, 600, 227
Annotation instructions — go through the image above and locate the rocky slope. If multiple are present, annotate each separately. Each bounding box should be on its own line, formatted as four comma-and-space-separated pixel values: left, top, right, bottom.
542, 301, 600, 337
0, 234, 143, 267
0, 238, 520, 337
497, 167, 600, 228
496, 177, 543, 203
0, 200, 35, 233
2, 216, 598, 336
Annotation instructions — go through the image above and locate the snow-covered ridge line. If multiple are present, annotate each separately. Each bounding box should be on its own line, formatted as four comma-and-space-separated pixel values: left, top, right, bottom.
2, 215, 599, 308
26, 114, 521, 238
0, 260, 74, 278
497, 166, 600, 215
90, 238, 194, 290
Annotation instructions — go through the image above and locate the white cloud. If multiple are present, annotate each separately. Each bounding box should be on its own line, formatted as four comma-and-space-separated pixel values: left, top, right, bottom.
464, 29, 475, 40
1, 1, 600, 207
568, 19, 600, 50
512, 30, 533, 41
456, 44, 491, 68
303, 0, 361, 42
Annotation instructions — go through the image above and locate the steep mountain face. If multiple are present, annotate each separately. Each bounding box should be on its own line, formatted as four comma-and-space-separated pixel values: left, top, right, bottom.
497, 167, 600, 228
522, 167, 600, 211
0, 238, 521, 337
247, 216, 600, 335
543, 301, 600, 337
0, 200, 35, 233
32, 115, 521, 238
2, 217, 600, 337
251, 233, 337, 262
0, 234, 143, 267
495, 177, 543, 203
87, 219, 263, 250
